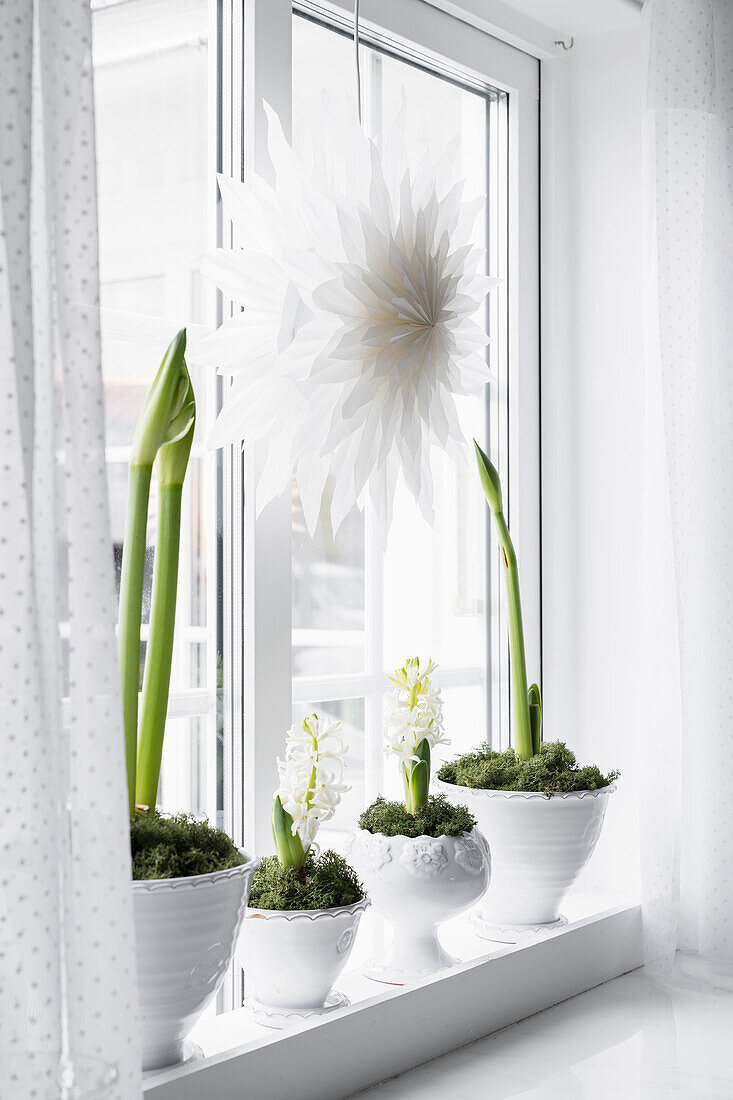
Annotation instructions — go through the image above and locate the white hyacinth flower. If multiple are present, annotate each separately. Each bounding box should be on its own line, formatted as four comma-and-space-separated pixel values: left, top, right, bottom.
275, 713, 350, 851
383, 657, 449, 766
194, 96, 498, 539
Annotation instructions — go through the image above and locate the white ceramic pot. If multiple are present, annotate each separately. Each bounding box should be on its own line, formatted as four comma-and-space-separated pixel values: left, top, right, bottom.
133, 850, 257, 1071
345, 828, 490, 984
238, 897, 370, 1028
435, 778, 616, 941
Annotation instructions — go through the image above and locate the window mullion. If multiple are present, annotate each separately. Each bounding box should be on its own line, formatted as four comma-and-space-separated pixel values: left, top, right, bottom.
240, 0, 294, 856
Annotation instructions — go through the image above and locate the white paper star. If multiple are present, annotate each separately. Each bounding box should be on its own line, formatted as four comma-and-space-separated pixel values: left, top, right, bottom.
195, 97, 497, 536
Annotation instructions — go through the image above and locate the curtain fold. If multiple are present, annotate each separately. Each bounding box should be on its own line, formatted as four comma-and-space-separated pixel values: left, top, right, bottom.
644, 0, 733, 961
0, 1, 141, 1095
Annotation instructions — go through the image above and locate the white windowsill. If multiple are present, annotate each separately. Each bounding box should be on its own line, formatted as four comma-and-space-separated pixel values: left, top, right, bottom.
143, 889, 643, 1100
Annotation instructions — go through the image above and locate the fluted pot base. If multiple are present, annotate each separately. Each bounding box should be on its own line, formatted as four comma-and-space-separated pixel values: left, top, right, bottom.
246, 989, 349, 1029
365, 936, 457, 985
346, 828, 490, 987
470, 909, 567, 944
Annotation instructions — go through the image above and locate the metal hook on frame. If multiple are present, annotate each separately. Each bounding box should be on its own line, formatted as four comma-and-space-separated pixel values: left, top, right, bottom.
554, 37, 574, 50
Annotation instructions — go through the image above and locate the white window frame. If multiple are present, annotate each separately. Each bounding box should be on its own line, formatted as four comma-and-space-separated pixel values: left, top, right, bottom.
217, 0, 541, 857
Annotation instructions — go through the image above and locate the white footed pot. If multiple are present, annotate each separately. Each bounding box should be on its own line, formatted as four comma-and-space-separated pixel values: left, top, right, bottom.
345, 828, 490, 984
133, 851, 257, 1071
436, 778, 616, 941
239, 897, 370, 1028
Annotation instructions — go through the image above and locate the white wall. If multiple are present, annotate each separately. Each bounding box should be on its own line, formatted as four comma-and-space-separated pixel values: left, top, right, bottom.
542, 24, 646, 890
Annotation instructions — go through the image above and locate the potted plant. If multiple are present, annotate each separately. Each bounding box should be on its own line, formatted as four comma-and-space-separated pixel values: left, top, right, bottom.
346, 658, 490, 985
238, 714, 370, 1028
435, 442, 618, 942
119, 330, 257, 1071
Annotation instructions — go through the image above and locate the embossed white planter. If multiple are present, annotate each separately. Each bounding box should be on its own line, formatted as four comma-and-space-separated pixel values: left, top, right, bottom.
238, 897, 370, 1028
435, 778, 616, 941
133, 851, 257, 1071
345, 828, 490, 984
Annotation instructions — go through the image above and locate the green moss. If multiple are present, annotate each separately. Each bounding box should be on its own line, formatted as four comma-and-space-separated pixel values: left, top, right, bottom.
130, 812, 244, 880
249, 850, 364, 912
359, 794, 475, 839
437, 741, 618, 795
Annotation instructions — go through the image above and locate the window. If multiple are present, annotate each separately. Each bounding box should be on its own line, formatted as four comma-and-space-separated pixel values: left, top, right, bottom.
220, 1, 540, 859
92, 0, 540, 890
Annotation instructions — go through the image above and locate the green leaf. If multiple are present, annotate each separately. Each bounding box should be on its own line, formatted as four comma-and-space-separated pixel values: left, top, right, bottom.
414, 737, 431, 771
409, 759, 430, 814
473, 438, 503, 515
271, 795, 307, 870
155, 378, 195, 487
528, 683, 542, 757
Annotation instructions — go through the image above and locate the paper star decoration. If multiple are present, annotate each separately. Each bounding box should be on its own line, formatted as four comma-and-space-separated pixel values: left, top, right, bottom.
195, 97, 497, 537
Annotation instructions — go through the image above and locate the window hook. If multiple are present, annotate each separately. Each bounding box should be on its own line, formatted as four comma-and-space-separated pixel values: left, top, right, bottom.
554, 37, 574, 50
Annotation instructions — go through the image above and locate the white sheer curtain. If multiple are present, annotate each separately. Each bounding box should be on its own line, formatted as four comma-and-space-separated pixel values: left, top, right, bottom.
0, 1, 140, 1096
643, 0, 733, 962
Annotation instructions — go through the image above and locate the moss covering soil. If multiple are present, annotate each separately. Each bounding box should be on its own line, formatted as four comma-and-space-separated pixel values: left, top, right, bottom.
249, 850, 364, 912
130, 812, 244, 880
437, 740, 619, 796
359, 793, 476, 839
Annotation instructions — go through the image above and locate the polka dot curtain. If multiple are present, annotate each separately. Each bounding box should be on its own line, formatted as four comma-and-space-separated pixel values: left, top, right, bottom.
0, 1, 140, 1096
643, 0, 733, 963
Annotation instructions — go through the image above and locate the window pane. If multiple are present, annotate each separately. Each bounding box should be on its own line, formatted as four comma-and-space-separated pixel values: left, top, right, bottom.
291, 14, 492, 752
292, 488, 365, 677
92, 0, 212, 699
290, 19, 369, 679
158, 715, 210, 818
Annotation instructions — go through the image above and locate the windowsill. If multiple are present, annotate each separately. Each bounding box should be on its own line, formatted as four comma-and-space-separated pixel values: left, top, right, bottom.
143, 889, 643, 1100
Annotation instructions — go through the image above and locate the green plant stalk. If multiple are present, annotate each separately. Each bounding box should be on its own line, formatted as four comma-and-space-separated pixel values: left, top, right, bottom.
135, 385, 195, 812
272, 795, 307, 870
118, 463, 151, 815
399, 674, 433, 814
528, 682, 542, 757
474, 440, 537, 760
135, 482, 183, 811
403, 737, 431, 814
493, 510, 533, 760
118, 329, 190, 814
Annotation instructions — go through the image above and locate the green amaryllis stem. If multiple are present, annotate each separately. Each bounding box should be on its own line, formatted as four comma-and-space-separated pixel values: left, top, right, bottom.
135, 482, 183, 811
272, 795, 307, 871
118, 329, 190, 815
474, 439, 537, 760
118, 464, 152, 815
135, 379, 195, 812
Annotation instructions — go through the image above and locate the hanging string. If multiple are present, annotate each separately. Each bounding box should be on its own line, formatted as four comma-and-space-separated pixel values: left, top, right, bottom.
354, 0, 362, 124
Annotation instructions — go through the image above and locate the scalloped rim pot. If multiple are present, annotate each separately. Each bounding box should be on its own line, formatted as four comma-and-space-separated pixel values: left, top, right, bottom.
238, 897, 370, 1028
133, 849, 258, 1071
435, 779, 616, 940
345, 827, 490, 984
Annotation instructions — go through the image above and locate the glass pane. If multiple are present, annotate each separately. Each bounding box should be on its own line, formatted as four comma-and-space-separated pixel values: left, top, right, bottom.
92, 0, 211, 699
382, 397, 488, 673
292, 13, 491, 742
378, 46, 488, 688
292, 487, 366, 677
291, 699, 366, 840
158, 715, 210, 817
291, 20, 367, 678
